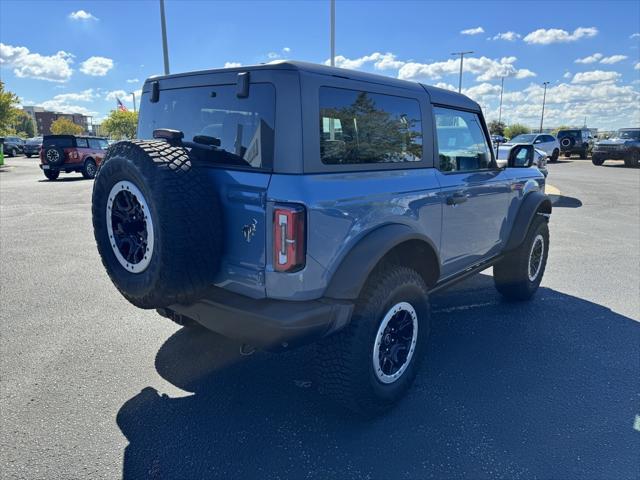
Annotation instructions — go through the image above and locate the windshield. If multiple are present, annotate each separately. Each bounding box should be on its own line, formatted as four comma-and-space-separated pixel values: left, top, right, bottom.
138, 83, 275, 170
617, 129, 640, 140
510, 134, 536, 143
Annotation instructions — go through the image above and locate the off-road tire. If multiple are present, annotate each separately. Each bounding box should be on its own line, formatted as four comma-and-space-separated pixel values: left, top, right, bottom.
579, 149, 588, 160
82, 159, 97, 179
315, 265, 430, 416
494, 215, 549, 301
624, 151, 639, 168
550, 149, 559, 162
44, 146, 65, 166
92, 140, 223, 309
592, 155, 605, 166
44, 170, 59, 181
564, 152, 571, 158
26, 154, 32, 158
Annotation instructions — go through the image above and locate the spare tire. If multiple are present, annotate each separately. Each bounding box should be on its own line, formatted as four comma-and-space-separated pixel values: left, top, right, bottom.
92, 140, 222, 309
45, 146, 65, 166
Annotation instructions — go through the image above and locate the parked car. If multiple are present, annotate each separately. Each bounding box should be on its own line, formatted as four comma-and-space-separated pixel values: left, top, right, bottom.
557, 129, 594, 159
502, 133, 560, 162
3, 136, 25, 157
491, 134, 507, 145
91, 61, 552, 415
23, 137, 43, 158
39, 135, 109, 180
496, 144, 548, 177
591, 128, 640, 167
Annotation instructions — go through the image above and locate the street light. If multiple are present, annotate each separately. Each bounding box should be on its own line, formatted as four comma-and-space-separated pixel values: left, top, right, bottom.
130, 92, 137, 113
498, 76, 505, 125
451, 51, 473, 93
330, 0, 335, 67
159, 0, 170, 75
539, 81, 550, 133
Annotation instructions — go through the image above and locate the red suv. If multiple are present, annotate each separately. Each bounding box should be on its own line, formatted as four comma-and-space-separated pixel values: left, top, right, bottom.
39, 135, 109, 181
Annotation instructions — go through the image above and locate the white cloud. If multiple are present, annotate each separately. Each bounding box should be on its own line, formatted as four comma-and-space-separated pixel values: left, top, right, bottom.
635, 62, 640, 71
223, 61, 242, 68
105, 90, 128, 102
630, 33, 640, 39
51, 89, 95, 102
126, 78, 139, 83
0, 43, 73, 82
326, 52, 405, 71
572, 70, 621, 84
490, 31, 521, 41
563, 71, 572, 79
398, 55, 535, 82
36, 90, 99, 116
69, 10, 98, 21
575, 53, 603, 64
461, 27, 484, 35
79, 56, 113, 76
523, 27, 598, 45
600, 54, 628, 64
283, 47, 291, 53
267, 52, 279, 59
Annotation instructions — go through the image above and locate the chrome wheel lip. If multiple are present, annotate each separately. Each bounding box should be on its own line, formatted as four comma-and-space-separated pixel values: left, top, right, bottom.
106, 180, 154, 274
528, 234, 545, 282
372, 301, 418, 384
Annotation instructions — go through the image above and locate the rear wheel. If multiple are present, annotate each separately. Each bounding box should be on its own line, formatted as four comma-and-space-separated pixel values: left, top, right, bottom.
26, 154, 32, 158
494, 215, 549, 301
82, 159, 97, 179
315, 265, 430, 416
592, 155, 605, 166
44, 170, 59, 181
579, 149, 587, 160
564, 152, 571, 158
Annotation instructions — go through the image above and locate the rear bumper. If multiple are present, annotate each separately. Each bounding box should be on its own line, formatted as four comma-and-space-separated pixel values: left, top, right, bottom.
161, 287, 354, 351
40, 162, 83, 172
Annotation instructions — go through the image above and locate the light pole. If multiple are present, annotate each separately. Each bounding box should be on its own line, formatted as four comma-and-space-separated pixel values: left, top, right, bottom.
498, 76, 505, 125
451, 51, 473, 93
539, 81, 549, 133
330, 0, 335, 66
159, 0, 170, 75
130, 92, 137, 113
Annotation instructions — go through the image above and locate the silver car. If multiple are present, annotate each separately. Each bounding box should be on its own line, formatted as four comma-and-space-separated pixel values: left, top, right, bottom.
502, 133, 560, 162
496, 144, 549, 177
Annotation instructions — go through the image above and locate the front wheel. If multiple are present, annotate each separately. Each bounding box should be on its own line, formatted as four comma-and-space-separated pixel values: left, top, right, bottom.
315, 265, 430, 416
564, 152, 571, 158
624, 151, 639, 168
550, 149, 559, 162
592, 155, 605, 166
494, 215, 549, 301
25, 154, 32, 158
579, 149, 588, 160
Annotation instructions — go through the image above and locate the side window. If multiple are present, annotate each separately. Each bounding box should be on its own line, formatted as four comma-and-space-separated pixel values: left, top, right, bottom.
76, 138, 89, 148
434, 107, 492, 172
88, 138, 101, 149
319, 87, 422, 165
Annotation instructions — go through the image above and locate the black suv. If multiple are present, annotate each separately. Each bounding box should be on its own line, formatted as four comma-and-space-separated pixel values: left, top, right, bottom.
557, 129, 594, 159
592, 128, 640, 167
2, 136, 25, 157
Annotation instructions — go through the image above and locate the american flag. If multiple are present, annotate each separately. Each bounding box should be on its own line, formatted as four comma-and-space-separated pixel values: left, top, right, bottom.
116, 97, 128, 112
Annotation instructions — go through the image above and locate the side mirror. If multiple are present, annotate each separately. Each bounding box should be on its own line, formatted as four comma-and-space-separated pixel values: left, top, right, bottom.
508, 144, 534, 168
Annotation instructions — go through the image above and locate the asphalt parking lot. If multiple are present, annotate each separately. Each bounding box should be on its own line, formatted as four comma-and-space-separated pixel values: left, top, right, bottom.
1, 155, 638, 479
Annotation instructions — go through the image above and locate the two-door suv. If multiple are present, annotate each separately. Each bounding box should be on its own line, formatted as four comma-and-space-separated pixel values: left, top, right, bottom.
92, 61, 552, 415
556, 128, 594, 159
40, 134, 108, 180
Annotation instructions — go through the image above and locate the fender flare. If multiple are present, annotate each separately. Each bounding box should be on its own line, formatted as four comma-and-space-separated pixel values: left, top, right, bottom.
324, 224, 441, 300
505, 191, 552, 252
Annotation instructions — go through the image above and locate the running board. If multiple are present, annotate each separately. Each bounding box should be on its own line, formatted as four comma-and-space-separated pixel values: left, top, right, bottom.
430, 255, 503, 295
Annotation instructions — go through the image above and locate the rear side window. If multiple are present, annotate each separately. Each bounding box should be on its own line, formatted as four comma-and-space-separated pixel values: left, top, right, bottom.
319, 87, 422, 165
88, 138, 108, 149
434, 107, 491, 172
44, 137, 75, 148
76, 138, 89, 148
138, 83, 275, 169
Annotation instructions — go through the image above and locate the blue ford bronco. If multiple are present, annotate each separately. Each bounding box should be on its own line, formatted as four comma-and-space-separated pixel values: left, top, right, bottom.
92, 61, 551, 415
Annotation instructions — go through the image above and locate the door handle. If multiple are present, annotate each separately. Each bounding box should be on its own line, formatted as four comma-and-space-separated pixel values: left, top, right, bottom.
446, 193, 468, 206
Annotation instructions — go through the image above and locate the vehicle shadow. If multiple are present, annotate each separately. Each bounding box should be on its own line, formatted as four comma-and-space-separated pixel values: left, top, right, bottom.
37, 177, 87, 183
117, 274, 639, 479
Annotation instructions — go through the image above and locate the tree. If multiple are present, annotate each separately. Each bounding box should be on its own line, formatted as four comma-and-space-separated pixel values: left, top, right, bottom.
0, 81, 20, 135
12, 110, 36, 138
504, 123, 530, 139
487, 120, 506, 136
101, 110, 138, 139
50, 117, 83, 135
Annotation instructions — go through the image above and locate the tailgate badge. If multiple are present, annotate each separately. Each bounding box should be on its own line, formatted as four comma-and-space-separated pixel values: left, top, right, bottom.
242, 219, 258, 243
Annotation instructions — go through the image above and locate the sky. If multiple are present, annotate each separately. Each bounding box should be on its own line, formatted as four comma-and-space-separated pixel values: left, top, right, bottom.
1, 0, 639, 130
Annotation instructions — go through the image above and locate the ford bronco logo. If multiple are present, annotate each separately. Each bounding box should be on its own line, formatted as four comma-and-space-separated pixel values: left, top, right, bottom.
242, 219, 258, 243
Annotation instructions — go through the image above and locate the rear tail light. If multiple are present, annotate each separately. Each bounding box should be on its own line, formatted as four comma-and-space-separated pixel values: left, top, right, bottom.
273, 204, 306, 272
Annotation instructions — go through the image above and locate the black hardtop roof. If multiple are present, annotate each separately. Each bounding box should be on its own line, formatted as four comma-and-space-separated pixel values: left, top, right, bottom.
145, 60, 480, 110
44, 134, 107, 139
